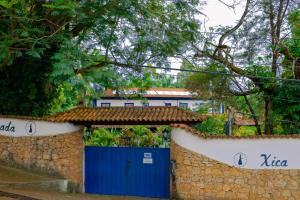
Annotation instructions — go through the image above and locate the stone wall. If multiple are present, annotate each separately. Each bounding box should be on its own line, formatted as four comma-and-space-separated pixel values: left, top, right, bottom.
0, 130, 84, 192
171, 141, 300, 200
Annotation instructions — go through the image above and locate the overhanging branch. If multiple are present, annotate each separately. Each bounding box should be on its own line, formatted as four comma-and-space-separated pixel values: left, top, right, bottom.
229, 87, 260, 96
217, 0, 250, 47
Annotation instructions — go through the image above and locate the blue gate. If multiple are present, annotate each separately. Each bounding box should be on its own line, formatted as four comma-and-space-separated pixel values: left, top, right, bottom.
85, 146, 170, 198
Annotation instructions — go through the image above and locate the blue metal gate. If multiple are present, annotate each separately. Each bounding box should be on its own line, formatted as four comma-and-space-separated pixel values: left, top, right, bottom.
85, 146, 170, 198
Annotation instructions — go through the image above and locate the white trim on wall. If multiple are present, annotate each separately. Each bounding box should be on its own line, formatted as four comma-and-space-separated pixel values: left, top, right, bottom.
172, 127, 300, 169
0, 117, 81, 137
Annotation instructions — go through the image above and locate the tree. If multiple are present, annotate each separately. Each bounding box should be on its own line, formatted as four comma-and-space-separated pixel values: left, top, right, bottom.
0, 0, 202, 116
273, 7, 300, 134
187, 0, 300, 134
185, 62, 263, 134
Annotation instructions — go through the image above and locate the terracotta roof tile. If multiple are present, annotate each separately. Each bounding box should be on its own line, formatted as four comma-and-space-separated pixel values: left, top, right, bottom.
171, 123, 300, 139
47, 106, 206, 125
234, 117, 262, 126
103, 88, 196, 98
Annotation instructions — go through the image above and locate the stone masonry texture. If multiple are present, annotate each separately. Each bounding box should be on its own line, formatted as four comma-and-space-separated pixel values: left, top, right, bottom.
171, 141, 300, 200
0, 130, 83, 192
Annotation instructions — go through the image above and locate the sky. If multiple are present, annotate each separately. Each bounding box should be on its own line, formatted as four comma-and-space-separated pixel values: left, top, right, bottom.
202, 0, 246, 28
169, 0, 246, 70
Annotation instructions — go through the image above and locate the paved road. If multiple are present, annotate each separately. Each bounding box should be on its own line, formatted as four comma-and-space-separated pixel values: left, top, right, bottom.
0, 189, 164, 200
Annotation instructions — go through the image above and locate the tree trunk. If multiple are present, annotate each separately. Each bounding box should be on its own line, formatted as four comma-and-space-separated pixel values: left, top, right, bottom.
231, 78, 262, 135
242, 95, 262, 135
264, 97, 273, 134
295, 58, 300, 79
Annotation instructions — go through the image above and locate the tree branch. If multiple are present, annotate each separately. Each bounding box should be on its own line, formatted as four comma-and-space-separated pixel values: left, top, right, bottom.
217, 0, 250, 48
230, 76, 262, 135
278, 42, 295, 60
105, 16, 120, 61
229, 87, 260, 96
216, 0, 241, 10
275, 0, 285, 40
193, 0, 253, 81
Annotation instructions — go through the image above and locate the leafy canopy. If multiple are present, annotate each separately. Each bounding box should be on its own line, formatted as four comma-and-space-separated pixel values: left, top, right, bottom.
0, 0, 202, 115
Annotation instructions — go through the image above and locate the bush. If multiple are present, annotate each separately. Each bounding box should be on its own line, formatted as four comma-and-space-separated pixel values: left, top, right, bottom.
234, 126, 257, 136
84, 125, 170, 147
85, 128, 119, 146
193, 115, 226, 135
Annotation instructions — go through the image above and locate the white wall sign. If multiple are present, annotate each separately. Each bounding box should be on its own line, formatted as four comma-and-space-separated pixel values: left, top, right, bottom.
0, 117, 81, 137
144, 153, 152, 158
143, 152, 153, 164
172, 128, 300, 169
143, 158, 153, 164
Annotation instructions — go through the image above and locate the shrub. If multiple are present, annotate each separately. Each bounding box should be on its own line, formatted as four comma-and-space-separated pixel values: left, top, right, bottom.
234, 126, 257, 136
84, 125, 170, 147
85, 128, 118, 146
193, 114, 226, 135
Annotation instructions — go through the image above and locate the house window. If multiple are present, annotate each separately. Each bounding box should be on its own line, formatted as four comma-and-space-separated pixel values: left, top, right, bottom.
165, 103, 172, 106
125, 103, 134, 107
101, 103, 111, 107
142, 103, 149, 107
179, 103, 188, 109
92, 99, 97, 108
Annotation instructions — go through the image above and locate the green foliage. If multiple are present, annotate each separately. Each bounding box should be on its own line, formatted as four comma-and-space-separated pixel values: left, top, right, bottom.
274, 7, 300, 134
273, 83, 300, 134
85, 128, 119, 147
281, 8, 300, 79
288, 9, 300, 58
130, 126, 151, 137
185, 63, 231, 100
0, 54, 59, 116
226, 94, 264, 117
118, 126, 166, 147
245, 65, 274, 78
48, 83, 78, 114
84, 126, 170, 147
0, 0, 18, 8
195, 106, 209, 114
138, 132, 164, 147
184, 61, 264, 124
42, 0, 77, 12
233, 126, 257, 137
193, 115, 226, 135
0, 1, 74, 115
194, 115, 260, 136
0, 0, 202, 116
126, 70, 157, 89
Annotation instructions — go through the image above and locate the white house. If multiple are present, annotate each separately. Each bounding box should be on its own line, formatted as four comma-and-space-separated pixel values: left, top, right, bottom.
94, 88, 224, 113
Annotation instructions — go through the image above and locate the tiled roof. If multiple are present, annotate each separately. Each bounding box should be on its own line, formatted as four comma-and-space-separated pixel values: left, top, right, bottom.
92, 125, 161, 128
47, 107, 206, 125
171, 124, 300, 139
103, 88, 196, 98
234, 116, 262, 126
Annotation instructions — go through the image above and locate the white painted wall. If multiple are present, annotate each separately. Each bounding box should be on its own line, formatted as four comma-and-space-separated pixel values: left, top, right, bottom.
0, 117, 81, 137
172, 127, 300, 169
97, 99, 205, 110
